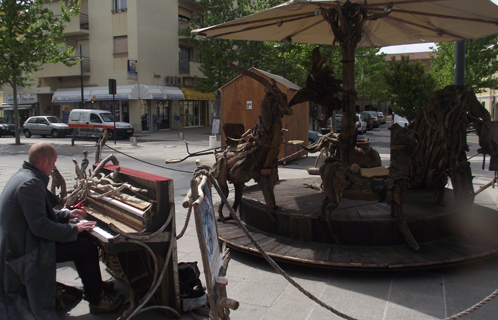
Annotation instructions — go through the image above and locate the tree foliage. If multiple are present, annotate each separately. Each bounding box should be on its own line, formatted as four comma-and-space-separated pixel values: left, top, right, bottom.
0, 0, 80, 144
384, 55, 436, 121
181, 0, 282, 93
355, 48, 389, 107
429, 36, 498, 94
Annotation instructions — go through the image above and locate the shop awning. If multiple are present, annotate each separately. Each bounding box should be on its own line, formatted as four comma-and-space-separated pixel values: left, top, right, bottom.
180, 87, 215, 100
0, 103, 36, 110
89, 84, 138, 101
52, 88, 91, 103
139, 85, 185, 100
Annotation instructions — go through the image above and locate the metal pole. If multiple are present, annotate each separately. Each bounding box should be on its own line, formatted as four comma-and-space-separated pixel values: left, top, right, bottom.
454, 41, 465, 85
80, 44, 84, 107
113, 94, 116, 145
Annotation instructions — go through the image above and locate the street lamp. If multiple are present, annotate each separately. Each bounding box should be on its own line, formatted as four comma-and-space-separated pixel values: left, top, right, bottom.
79, 44, 84, 108
274, 45, 286, 79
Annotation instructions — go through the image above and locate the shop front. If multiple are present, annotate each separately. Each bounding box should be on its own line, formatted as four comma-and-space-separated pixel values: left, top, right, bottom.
177, 88, 215, 129
0, 94, 39, 126
138, 85, 184, 132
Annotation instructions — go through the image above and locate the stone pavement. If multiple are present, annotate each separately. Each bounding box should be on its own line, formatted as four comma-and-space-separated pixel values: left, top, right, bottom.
1, 125, 498, 320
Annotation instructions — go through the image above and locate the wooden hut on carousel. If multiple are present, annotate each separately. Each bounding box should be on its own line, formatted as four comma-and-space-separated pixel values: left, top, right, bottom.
219, 68, 309, 162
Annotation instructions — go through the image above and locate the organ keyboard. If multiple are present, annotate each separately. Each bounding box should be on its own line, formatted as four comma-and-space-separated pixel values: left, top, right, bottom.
75, 163, 180, 317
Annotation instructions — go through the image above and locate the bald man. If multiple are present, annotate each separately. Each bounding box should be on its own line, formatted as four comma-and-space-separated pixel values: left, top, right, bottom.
0, 142, 123, 319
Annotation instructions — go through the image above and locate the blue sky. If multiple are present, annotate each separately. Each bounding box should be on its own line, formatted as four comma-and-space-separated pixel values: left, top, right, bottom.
379, 0, 498, 54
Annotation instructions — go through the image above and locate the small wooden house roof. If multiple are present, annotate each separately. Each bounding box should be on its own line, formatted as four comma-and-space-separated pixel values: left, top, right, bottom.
220, 67, 301, 91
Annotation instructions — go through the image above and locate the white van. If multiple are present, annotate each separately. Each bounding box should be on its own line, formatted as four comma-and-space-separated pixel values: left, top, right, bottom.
68, 109, 134, 139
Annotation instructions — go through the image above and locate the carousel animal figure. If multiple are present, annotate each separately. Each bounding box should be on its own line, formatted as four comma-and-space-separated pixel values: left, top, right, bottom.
303, 132, 381, 172
408, 85, 498, 206
320, 124, 420, 250
212, 62, 294, 222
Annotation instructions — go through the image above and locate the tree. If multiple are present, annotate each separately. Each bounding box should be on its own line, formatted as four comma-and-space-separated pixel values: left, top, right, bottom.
355, 48, 389, 108
181, 0, 282, 93
430, 35, 498, 94
0, 0, 79, 145
384, 55, 437, 121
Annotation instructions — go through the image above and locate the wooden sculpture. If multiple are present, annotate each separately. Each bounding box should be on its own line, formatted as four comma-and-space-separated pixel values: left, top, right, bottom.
212, 62, 294, 222
320, 124, 420, 250
408, 85, 498, 206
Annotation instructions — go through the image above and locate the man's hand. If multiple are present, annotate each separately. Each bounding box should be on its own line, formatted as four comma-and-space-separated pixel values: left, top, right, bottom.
76, 221, 96, 233
69, 208, 87, 220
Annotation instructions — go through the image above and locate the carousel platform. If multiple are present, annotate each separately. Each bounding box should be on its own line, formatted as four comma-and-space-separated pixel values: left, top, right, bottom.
216, 178, 498, 269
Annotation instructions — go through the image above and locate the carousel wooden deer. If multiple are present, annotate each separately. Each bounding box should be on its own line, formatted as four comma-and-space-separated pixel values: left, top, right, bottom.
212, 62, 293, 222
320, 124, 421, 250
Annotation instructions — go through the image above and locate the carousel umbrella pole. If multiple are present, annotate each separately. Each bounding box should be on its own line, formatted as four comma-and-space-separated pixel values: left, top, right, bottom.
322, 2, 391, 163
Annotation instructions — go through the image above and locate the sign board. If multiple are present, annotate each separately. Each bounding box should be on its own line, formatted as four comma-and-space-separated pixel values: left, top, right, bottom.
200, 184, 222, 284
246, 101, 252, 109
212, 119, 220, 135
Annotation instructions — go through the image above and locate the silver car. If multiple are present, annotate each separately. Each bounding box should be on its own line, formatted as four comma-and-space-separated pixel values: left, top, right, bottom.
23, 116, 71, 138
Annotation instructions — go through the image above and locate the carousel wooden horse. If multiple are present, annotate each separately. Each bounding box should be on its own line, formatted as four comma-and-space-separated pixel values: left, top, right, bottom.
212, 62, 293, 222
320, 124, 420, 250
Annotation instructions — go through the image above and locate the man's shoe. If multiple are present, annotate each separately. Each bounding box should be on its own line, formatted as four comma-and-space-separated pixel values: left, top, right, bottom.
89, 293, 124, 314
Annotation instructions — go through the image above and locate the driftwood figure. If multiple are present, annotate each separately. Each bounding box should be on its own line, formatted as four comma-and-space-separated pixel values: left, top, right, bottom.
212, 62, 293, 221
408, 85, 498, 206
288, 47, 342, 128
50, 166, 67, 201
303, 132, 381, 171
320, 124, 420, 250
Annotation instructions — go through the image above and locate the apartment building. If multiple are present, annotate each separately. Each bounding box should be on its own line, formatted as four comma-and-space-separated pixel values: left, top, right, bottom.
1, 0, 215, 132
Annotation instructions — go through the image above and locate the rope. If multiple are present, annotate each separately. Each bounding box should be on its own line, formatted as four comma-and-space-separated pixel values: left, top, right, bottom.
206, 173, 359, 320
176, 205, 192, 240
444, 289, 498, 320
104, 144, 193, 174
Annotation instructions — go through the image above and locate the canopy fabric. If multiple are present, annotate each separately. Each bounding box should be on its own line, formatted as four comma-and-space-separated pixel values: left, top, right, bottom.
139, 85, 185, 100
180, 87, 216, 100
52, 88, 90, 103
192, 0, 498, 48
0, 103, 36, 110
89, 84, 138, 101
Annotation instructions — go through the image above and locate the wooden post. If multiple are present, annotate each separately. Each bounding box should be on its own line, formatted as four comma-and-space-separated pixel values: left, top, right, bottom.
191, 178, 220, 320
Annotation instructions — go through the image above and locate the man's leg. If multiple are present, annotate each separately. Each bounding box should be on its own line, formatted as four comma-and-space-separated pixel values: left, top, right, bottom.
55, 237, 102, 305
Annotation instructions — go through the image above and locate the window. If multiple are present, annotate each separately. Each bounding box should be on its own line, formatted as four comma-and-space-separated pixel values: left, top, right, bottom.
113, 0, 127, 13
179, 47, 190, 74
90, 114, 102, 123
113, 36, 128, 57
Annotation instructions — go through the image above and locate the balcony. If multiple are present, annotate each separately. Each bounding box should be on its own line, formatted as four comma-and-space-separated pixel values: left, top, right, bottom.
32, 58, 90, 79
63, 13, 89, 36
178, 20, 191, 38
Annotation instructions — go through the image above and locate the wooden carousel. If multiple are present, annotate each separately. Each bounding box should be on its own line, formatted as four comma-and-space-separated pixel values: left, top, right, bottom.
213, 50, 498, 269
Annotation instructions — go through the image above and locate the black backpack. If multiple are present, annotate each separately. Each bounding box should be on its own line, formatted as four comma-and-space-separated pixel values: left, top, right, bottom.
178, 262, 205, 299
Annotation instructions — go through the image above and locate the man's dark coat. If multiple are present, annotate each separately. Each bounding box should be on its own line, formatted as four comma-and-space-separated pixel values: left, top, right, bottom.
0, 162, 78, 319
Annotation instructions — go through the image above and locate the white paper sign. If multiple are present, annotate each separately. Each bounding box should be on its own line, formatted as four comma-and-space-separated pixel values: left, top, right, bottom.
246, 101, 253, 109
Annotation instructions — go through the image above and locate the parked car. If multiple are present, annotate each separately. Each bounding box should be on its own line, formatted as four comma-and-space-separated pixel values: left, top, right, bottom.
0, 118, 16, 137
356, 114, 367, 134
308, 129, 322, 144
23, 116, 71, 138
334, 114, 342, 132
363, 111, 379, 128
391, 114, 410, 127
377, 111, 386, 124
361, 111, 373, 131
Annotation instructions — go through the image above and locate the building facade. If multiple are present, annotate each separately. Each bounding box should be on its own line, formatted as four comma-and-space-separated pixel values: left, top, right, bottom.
1, 0, 215, 132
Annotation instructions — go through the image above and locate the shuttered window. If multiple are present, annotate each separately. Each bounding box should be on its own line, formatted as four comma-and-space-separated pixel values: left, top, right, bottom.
114, 36, 128, 57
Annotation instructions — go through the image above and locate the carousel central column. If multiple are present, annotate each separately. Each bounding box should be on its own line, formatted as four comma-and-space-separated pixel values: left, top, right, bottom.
339, 42, 358, 164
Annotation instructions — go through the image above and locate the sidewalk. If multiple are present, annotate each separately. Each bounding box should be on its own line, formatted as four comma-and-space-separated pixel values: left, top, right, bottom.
2, 126, 498, 319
